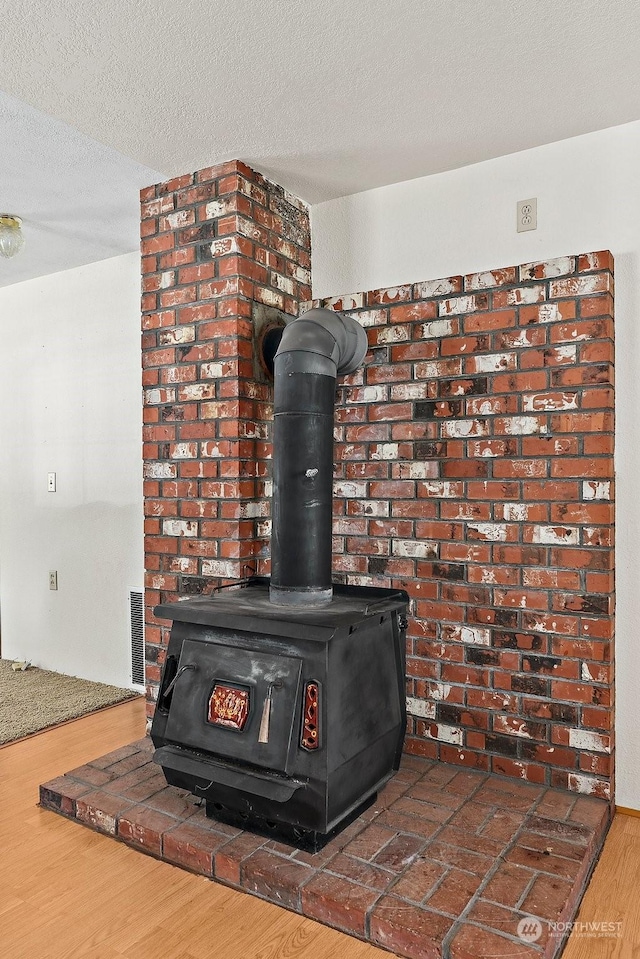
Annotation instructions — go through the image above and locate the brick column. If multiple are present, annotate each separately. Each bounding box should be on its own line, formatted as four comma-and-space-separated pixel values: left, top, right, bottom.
140, 161, 311, 718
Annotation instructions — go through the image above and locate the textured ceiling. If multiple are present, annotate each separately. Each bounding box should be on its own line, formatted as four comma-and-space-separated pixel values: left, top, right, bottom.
0, 90, 160, 289
1, 0, 640, 287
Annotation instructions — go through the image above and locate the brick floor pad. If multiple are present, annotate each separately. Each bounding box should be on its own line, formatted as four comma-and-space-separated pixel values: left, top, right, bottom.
40, 741, 610, 959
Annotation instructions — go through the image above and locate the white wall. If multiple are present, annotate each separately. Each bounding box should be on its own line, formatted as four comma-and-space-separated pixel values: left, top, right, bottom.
0, 252, 143, 689
311, 120, 640, 808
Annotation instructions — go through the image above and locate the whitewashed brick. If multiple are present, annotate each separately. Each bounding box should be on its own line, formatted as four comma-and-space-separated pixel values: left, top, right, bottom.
159, 326, 196, 345
520, 256, 575, 280
205, 198, 235, 219
470, 352, 517, 373
210, 237, 239, 257
162, 519, 198, 537
356, 500, 390, 517
583, 481, 611, 500
415, 277, 459, 298
465, 270, 511, 289
501, 330, 539, 348
171, 443, 197, 459
467, 439, 500, 457
392, 539, 438, 558
415, 360, 463, 379
532, 526, 579, 545
166, 210, 192, 229
348, 309, 385, 327
144, 388, 176, 405
444, 625, 491, 646
271, 271, 295, 295
178, 383, 216, 400
419, 482, 461, 498
361, 386, 387, 403
160, 271, 176, 289
333, 481, 368, 498
502, 416, 546, 436
397, 462, 440, 479
550, 274, 612, 297
425, 682, 453, 701
468, 523, 508, 542
370, 443, 399, 460
438, 295, 480, 316
419, 318, 455, 339
201, 560, 240, 578
239, 501, 269, 518
390, 383, 430, 401
424, 723, 464, 745
376, 325, 411, 343
535, 304, 563, 324
523, 392, 578, 412
345, 575, 375, 586
568, 729, 611, 753
143, 462, 176, 479
201, 442, 224, 457
503, 503, 530, 521
441, 419, 489, 438
375, 285, 412, 302
298, 299, 320, 313
258, 287, 284, 309
499, 285, 546, 305
494, 718, 533, 739
567, 773, 610, 799
406, 697, 436, 720
290, 264, 312, 285
200, 362, 226, 379
324, 293, 364, 310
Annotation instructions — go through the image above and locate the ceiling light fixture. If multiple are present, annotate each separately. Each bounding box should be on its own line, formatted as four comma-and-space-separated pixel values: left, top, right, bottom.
0, 215, 25, 258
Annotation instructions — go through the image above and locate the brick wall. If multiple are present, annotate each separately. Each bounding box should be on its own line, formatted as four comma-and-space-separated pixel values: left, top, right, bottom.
140, 164, 614, 800
309, 254, 615, 799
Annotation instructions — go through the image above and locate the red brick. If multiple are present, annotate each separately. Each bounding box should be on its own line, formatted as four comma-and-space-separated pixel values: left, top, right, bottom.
302, 873, 380, 936
242, 849, 314, 910
449, 922, 539, 959
370, 897, 453, 959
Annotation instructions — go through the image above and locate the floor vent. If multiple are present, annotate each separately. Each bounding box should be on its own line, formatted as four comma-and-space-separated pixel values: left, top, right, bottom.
130, 589, 145, 687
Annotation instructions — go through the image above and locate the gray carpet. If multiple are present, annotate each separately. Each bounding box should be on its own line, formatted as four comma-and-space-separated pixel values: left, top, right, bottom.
0, 659, 140, 744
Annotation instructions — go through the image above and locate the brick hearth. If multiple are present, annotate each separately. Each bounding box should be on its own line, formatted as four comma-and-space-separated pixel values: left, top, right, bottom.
41, 740, 609, 959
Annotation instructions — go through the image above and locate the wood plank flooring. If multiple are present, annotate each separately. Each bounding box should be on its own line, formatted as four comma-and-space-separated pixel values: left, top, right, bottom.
0, 698, 386, 959
1, 698, 637, 959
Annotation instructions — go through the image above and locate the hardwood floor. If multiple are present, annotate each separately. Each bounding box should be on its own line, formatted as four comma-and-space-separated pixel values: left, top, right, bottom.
0, 698, 637, 959
562, 813, 640, 959
0, 699, 386, 959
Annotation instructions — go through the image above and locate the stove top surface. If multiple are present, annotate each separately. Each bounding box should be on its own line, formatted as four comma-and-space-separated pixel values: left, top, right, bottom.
155, 577, 408, 636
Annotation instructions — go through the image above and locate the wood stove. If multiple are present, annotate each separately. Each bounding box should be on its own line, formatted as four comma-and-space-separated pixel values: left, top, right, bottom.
151, 578, 407, 850
151, 308, 409, 850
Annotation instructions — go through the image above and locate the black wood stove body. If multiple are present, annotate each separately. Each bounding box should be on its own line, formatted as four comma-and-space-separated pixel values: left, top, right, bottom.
151, 577, 408, 850
151, 308, 410, 850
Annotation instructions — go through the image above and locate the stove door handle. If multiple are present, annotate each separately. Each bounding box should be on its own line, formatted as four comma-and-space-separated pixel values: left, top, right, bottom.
162, 662, 197, 700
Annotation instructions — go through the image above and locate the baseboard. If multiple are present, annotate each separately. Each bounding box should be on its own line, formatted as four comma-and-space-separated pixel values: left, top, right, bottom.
616, 805, 640, 818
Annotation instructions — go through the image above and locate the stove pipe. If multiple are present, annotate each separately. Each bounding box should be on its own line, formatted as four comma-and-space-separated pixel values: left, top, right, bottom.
269, 308, 368, 607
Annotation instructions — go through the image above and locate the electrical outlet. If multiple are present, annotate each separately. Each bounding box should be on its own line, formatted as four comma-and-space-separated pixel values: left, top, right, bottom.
47, 472, 56, 492
49, 570, 58, 590
517, 198, 537, 232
